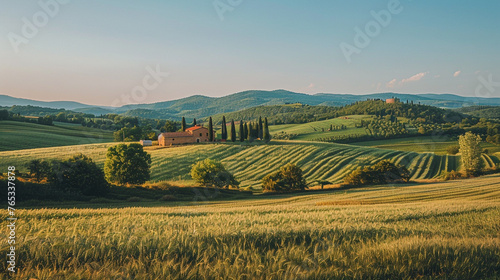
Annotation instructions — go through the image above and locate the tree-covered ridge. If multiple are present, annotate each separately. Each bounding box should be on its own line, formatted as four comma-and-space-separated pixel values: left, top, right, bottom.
209, 103, 337, 125
454, 106, 500, 120
335, 100, 464, 123
210, 99, 465, 125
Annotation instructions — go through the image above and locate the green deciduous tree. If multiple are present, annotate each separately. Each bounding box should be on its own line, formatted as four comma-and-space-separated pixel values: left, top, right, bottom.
104, 143, 152, 185
459, 132, 484, 176
114, 126, 144, 141
49, 154, 109, 196
161, 120, 177, 132
26, 159, 51, 182
190, 158, 239, 188
0, 109, 9, 120
262, 163, 307, 192
344, 160, 410, 186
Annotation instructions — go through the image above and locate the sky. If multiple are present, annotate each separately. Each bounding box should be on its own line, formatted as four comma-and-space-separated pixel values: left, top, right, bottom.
1, 0, 499, 106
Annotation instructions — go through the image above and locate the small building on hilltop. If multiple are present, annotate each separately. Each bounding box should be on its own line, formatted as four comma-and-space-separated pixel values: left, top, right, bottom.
158, 125, 211, 146
385, 97, 400, 104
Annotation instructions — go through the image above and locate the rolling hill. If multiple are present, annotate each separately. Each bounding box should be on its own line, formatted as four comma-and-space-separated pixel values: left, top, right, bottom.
3, 90, 500, 120
1, 141, 498, 189
0, 121, 114, 151
0, 94, 99, 110
454, 106, 500, 120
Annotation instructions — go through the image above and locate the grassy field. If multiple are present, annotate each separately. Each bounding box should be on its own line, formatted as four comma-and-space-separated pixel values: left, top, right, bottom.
0, 121, 114, 151
2, 174, 499, 279
1, 141, 498, 190
268, 115, 371, 141
354, 136, 500, 155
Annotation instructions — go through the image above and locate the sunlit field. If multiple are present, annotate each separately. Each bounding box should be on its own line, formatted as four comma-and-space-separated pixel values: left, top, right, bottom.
0, 121, 113, 151
354, 136, 500, 155
3, 141, 498, 190
2, 174, 499, 279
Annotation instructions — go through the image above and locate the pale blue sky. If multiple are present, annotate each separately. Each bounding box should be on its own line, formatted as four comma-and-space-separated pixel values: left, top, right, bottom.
1, 0, 499, 106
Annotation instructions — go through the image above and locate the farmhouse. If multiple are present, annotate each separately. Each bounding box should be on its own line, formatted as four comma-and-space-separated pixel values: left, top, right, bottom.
158, 125, 211, 146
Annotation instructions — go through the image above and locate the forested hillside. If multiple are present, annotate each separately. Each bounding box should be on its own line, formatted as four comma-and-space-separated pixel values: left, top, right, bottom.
455, 106, 500, 120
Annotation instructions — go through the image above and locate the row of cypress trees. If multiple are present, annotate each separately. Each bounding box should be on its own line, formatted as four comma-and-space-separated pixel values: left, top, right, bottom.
219, 116, 271, 142
180, 116, 271, 142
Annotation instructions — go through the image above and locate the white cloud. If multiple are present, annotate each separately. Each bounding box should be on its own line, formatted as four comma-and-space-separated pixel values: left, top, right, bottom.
453, 70, 461, 77
386, 79, 397, 88
386, 72, 428, 88
307, 83, 315, 89
401, 72, 428, 84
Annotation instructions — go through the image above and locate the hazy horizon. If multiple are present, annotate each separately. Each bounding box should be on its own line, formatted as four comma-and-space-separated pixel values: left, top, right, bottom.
1, 1, 499, 107
2, 89, 492, 108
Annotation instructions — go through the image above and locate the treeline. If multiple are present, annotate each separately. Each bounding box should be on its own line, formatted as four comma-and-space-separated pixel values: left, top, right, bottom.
13, 144, 151, 201
211, 99, 467, 126
206, 116, 271, 142
454, 106, 500, 120
335, 99, 464, 124
0, 109, 54, 125
362, 117, 409, 138
210, 104, 339, 125
314, 117, 412, 143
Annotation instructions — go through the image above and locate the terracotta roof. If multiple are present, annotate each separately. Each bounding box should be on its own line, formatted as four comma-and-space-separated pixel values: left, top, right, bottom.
185, 125, 206, 131
159, 132, 192, 137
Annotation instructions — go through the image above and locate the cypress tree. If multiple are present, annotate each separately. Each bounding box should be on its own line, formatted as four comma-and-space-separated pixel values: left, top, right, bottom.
258, 116, 263, 139
230, 120, 236, 142
263, 117, 271, 142
239, 121, 244, 142
193, 118, 197, 126
243, 122, 248, 140
181, 117, 186, 131
208, 117, 214, 142
246, 122, 253, 141
252, 122, 259, 139
221, 116, 227, 141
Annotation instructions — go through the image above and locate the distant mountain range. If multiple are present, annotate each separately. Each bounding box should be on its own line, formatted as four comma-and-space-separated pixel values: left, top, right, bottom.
1, 90, 499, 120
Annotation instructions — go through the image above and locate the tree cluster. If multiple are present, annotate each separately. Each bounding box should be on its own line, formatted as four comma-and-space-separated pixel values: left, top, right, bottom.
262, 163, 307, 192
27, 155, 110, 196
344, 160, 410, 186
190, 159, 239, 188
236, 117, 271, 142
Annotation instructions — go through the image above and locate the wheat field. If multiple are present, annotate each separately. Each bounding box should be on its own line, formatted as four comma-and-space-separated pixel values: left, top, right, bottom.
1, 174, 499, 279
